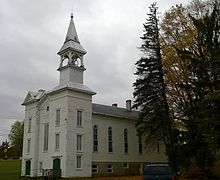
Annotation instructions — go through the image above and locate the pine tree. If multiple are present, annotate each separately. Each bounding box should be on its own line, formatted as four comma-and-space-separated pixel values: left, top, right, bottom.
190, 0, 220, 174
175, 0, 220, 175
133, 2, 175, 169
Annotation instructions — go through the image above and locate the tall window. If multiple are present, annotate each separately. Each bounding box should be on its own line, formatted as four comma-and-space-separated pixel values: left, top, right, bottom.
76, 156, 82, 169
27, 138, 31, 153
138, 135, 142, 154
76, 135, 82, 151
56, 109, 60, 126
44, 124, 49, 151
124, 129, 128, 153
93, 125, 98, 152
55, 133, 60, 150
28, 118, 32, 133
77, 110, 82, 127
108, 127, 113, 152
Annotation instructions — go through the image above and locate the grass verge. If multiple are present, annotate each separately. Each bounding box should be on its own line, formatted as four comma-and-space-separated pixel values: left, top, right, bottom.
0, 159, 21, 180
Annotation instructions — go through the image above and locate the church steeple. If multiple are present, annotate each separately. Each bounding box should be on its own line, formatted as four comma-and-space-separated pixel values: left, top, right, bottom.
58, 14, 87, 85
58, 13, 86, 56
65, 13, 79, 42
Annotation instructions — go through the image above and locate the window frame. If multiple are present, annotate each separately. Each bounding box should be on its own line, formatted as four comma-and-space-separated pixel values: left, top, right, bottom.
55, 109, 61, 126
76, 134, 82, 152
76, 155, 82, 169
93, 125, 98, 152
108, 127, 113, 153
76, 110, 83, 127
55, 133, 60, 151
92, 164, 98, 174
28, 117, 32, 133
107, 164, 113, 173
124, 129, 128, 154
43, 123, 49, 151
27, 138, 31, 154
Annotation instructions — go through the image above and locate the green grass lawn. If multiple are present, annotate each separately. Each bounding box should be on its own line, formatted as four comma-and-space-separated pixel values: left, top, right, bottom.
0, 159, 21, 180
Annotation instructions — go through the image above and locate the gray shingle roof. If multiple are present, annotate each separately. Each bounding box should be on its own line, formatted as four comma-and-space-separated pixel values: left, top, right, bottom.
49, 81, 96, 95
92, 103, 139, 120
22, 90, 46, 105
58, 14, 86, 55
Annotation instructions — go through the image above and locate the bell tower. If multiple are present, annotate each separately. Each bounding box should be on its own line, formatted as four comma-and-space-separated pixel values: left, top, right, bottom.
57, 13, 87, 85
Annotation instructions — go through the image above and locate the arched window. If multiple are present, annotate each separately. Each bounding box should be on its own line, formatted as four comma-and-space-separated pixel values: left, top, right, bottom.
124, 129, 128, 153
108, 127, 113, 152
93, 125, 98, 152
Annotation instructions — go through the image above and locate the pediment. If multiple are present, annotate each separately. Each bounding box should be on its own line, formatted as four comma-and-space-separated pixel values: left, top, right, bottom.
22, 90, 46, 106
22, 91, 36, 105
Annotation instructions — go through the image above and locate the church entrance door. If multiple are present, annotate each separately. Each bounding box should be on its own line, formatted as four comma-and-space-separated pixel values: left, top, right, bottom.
53, 158, 61, 177
53, 158, 61, 170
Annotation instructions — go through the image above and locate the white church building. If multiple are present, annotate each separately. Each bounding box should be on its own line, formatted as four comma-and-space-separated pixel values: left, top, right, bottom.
21, 14, 167, 178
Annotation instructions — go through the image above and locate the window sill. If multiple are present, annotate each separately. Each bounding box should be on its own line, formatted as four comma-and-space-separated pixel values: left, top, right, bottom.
76, 151, 83, 154
76, 168, 83, 171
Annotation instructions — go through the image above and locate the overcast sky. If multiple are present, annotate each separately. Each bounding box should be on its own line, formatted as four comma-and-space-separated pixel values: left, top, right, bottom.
0, 0, 189, 144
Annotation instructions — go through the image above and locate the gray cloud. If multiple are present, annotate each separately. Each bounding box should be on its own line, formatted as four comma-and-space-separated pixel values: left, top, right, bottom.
0, 0, 189, 143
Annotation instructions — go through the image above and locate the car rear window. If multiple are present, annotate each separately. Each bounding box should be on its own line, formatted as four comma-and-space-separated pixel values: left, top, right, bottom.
143, 165, 172, 175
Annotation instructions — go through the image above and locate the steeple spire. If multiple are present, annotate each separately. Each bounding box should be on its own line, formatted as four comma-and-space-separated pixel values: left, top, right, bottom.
64, 13, 79, 43
57, 13, 87, 85
58, 14, 86, 56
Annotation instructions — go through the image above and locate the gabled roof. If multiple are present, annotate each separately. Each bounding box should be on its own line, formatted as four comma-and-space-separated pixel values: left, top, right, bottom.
22, 90, 45, 105
92, 103, 139, 120
58, 14, 86, 55
22, 90, 139, 121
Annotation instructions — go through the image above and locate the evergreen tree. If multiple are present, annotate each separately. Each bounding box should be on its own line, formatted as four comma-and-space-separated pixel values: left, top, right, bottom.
133, 2, 175, 170
176, 0, 220, 175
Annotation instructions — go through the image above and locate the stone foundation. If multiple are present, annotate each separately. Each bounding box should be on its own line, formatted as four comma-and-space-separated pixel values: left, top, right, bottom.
92, 162, 143, 177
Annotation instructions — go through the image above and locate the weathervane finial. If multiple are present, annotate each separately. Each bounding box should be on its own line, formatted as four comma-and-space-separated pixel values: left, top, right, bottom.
70, 12, 73, 19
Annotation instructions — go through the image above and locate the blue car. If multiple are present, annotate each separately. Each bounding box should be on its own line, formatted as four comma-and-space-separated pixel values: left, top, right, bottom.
142, 163, 176, 180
